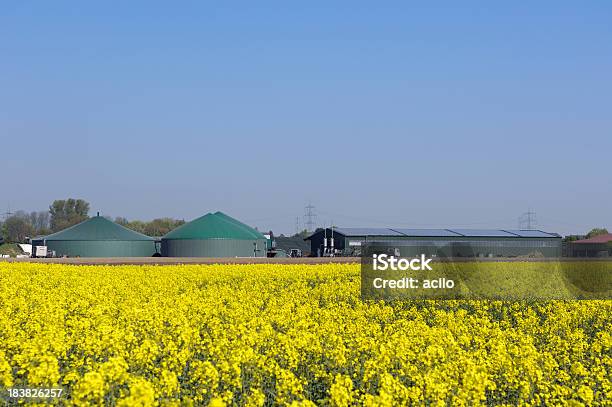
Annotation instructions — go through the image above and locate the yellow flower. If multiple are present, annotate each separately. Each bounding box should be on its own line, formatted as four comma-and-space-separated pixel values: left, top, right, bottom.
208, 397, 226, 407
330, 374, 354, 406
118, 377, 156, 406
0, 262, 609, 406
73, 371, 105, 404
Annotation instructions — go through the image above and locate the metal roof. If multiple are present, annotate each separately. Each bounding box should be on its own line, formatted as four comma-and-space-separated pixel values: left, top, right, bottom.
162, 212, 265, 240
332, 227, 404, 236
391, 228, 463, 237
572, 233, 612, 244
502, 230, 561, 238
450, 229, 519, 237
41, 216, 154, 241
307, 227, 561, 239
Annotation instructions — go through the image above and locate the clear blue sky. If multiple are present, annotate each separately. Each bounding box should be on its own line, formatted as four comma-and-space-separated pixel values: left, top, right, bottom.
1, 2, 610, 235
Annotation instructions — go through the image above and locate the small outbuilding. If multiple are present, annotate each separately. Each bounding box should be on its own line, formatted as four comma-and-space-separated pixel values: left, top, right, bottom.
31, 214, 157, 257
568, 234, 612, 257
161, 211, 267, 257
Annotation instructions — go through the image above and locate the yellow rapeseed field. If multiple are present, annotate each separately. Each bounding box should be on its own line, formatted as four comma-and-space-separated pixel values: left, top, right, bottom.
0, 263, 610, 406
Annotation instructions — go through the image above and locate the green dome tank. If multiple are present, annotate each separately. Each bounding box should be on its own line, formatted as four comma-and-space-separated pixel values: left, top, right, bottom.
32, 215, 157, 257
161, 212, 267, 257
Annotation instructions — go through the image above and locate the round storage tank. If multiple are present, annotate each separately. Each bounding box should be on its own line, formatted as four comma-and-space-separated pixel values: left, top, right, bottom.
161, 211, 267, 257
32, 215, 158, 257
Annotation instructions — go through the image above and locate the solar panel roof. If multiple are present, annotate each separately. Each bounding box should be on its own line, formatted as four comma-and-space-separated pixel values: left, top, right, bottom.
333, 228, 404, 236
324, 228, 561, 238
448, 229, 518, 237
503, 230, 560, 238
391, 229, 463, 237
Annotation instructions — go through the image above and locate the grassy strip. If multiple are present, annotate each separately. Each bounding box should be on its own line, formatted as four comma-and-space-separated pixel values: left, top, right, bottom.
0, 243, 23, 257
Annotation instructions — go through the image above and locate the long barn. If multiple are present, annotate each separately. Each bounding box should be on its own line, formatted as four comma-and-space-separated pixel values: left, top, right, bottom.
305, 228, 562, 258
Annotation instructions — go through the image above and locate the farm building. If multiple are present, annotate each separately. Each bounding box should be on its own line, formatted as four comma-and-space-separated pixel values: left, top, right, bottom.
31, 214, 158, 257
567, 234, 612, 257
305, 228, 562, 258
275, 235, 311, 256
161, 211, 267, 257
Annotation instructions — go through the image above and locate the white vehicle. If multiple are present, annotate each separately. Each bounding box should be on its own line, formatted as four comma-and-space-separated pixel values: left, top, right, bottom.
35, 246, 48, 258
18, 244, 32, 256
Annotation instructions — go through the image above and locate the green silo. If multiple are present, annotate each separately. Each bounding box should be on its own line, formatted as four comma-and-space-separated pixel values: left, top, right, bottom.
161, 212, 267, 257
32, 215, 157, 257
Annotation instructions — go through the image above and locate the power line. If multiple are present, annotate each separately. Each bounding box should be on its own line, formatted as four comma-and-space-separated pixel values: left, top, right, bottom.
518, 209, 537, 230
295, 216, 301, 235
316, 209, 517, 228
1, 205, 13, 220
304, 203, 316, 232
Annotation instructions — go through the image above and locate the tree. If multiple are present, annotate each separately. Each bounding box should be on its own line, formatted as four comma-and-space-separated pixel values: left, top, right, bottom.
49, 199, 90, 232
116, 217, 185, 236
144, 218, 185, 237
586, 228, 608, 239
28, 211, 50, 236
126, 220, 147, 234
2, 214, 34, 243
114, 217, 129, 226
292, 229, 311, 238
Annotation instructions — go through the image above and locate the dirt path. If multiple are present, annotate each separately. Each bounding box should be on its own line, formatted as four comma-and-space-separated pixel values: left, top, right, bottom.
0, 257, 361, 265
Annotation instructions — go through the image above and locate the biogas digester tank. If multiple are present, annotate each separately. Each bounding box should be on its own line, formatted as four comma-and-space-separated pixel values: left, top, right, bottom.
32, 215, 157, 257
161, 211, 267, 257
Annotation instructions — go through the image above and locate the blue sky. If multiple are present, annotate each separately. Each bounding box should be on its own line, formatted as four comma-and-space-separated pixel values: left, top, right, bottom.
1, 2, 610, 235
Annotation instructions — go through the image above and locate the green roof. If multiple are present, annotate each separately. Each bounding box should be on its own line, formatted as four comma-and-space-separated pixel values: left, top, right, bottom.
42, 216, 155, 241
163, 212, 265, 240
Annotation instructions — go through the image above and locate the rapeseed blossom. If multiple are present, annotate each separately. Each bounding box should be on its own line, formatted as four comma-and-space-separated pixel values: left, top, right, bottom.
0, 263, 609, 405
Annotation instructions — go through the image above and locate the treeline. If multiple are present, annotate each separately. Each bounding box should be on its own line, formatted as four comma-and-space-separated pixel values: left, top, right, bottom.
1, 211, 51, 243
114, 217, 185, 237
1, 198, 185, 243
563, 228, 609, 242
0, 199, 90, 243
